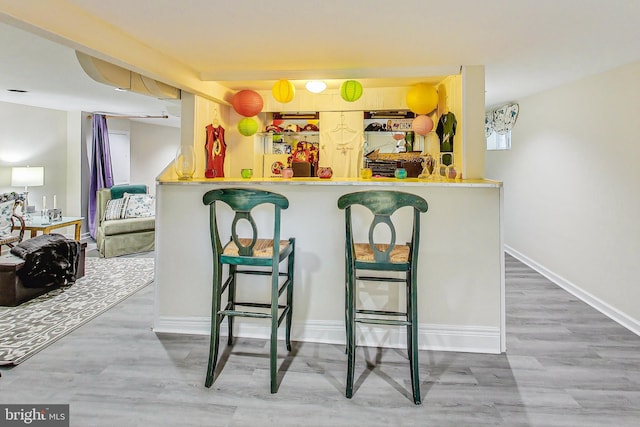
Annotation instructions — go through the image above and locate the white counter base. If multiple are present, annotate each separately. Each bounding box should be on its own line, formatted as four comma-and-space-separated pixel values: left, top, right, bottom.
153, 178, 504, 354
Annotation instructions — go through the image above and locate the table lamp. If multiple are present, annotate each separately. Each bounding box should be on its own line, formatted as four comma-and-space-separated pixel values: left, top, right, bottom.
11, 166, 44, 215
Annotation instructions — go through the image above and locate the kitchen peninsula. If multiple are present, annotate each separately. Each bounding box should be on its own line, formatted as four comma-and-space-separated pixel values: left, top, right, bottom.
152, 66, 506, 354
154, 176, 504, 354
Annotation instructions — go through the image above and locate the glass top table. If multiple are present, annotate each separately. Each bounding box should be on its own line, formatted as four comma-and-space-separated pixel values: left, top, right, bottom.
19, 216, 84, 241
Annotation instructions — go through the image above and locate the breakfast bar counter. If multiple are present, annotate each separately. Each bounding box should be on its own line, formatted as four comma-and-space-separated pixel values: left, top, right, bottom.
152, 175, 505, 354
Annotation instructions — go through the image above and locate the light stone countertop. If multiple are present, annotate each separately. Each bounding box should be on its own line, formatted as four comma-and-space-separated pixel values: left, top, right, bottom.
157, 176, 502, 188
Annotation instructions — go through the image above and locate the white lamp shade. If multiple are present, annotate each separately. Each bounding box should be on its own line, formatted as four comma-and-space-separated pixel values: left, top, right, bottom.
305, 81, 327, 94
11, 166, 44, 187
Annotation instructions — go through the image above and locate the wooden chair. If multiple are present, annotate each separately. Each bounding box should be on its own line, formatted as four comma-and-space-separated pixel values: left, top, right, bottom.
337, 190, 428, 405
0, 214, 25, 256
202, 188, 295, 393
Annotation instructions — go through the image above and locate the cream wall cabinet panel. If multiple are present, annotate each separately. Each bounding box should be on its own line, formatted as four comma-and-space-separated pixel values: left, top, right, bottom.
260, 86, 411, 113
319, 111, 365, 178
264, 95, 302, 113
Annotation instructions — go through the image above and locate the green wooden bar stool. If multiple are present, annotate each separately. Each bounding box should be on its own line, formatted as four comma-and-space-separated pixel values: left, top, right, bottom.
337, 190, 428, 405
202, 188, 295, 393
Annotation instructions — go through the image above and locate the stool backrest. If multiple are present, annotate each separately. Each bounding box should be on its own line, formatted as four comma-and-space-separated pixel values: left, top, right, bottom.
338, 191, 428, 264
203, 188, 289, 257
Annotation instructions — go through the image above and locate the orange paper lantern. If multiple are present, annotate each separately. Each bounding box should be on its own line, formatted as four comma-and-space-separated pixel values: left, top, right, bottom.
412, 115, 434, 136
232, 90, 263, 117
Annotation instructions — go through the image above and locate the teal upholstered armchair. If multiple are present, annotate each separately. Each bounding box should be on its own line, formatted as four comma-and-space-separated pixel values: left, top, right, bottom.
96, 185, 155, 258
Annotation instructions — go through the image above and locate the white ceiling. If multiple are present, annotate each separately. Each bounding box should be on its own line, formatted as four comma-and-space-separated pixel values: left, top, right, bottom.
0, 22, 181, 127
1, 0, 639, 126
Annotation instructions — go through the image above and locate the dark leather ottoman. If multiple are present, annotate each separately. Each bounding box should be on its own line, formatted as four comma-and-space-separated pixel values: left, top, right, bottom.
0, 242, 86, 307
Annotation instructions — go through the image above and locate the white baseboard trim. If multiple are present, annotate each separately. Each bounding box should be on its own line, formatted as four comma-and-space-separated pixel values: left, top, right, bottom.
505, 245, 640, 337
153, 317, 501, 354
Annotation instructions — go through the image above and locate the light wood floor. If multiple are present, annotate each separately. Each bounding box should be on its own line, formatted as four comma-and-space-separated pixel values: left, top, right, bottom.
1, 254, 640, 426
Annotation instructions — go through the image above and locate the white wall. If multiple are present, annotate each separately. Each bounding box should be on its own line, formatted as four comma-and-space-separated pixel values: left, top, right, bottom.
0, 101, 68, 212
108, 130, 131, 185
0, 103, 178, 236
130, 121, 179, 195
66, 111, 83, 216
486, 61, 640, 333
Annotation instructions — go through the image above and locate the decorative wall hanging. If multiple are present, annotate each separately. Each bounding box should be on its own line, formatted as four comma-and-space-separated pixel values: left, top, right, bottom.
485, 103, 519, 138
238, 117, 258, 136
231, 90, 263, 117
436, 112, 457, 165
411, 115, 434, 136
205, 123, 226, 178
406, 83, 438, 115
272, 80, 295, 103
340, 80, 363, 102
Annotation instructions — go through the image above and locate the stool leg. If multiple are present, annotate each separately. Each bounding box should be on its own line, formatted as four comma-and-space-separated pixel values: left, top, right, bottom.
205, 261, 223, 388
405, 271, 413, 362
270, 260, 279, 394
343, 255, 349, 356
345, 266, 356, 399
407, 271, 421, 405
285, 239, 295, 352
227, 264, 236, 345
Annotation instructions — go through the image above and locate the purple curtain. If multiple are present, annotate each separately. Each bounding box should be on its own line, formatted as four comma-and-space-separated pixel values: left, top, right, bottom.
88, 114, 114, 239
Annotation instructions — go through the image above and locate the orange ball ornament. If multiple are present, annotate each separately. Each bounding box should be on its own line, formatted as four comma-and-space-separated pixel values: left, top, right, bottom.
412, 115, 434, 136
231, 90, 263, 117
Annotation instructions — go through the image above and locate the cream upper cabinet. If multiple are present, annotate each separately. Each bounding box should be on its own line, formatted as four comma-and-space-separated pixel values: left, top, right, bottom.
259, 86, 410, 113
263, 94, 302, 112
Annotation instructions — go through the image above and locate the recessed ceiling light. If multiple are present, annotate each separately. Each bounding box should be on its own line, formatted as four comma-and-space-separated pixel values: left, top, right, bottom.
7, 89, 28, 93
305, 81, 327, 93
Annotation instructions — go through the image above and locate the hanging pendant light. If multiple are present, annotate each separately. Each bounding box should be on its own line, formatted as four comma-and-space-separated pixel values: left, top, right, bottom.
305, 80, 326, 93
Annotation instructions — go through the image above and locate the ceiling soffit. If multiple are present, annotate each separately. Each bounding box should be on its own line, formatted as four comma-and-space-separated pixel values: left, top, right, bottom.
76, 52, 181, 100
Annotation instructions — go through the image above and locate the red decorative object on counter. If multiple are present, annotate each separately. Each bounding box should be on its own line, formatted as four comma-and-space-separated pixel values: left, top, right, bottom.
317, 167, 333, 179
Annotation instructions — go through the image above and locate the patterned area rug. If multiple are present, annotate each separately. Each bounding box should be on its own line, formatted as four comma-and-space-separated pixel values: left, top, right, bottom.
0, 257, 154, 365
